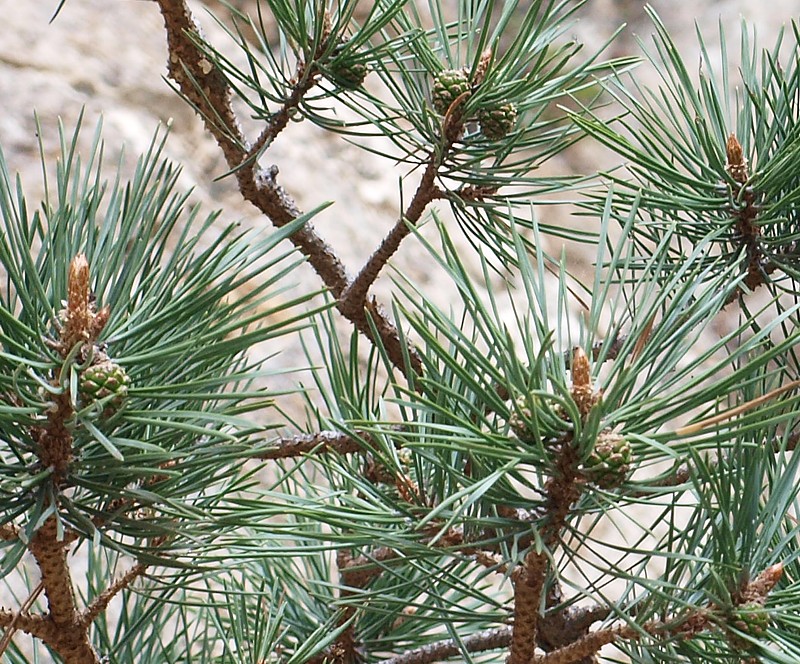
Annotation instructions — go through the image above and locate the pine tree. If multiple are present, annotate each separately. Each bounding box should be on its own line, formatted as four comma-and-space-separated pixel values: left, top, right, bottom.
2, 2, 800, 663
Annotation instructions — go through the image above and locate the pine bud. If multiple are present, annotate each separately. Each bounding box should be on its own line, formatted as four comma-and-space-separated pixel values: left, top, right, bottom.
509, 395, 568, 443
326, 39, 368, 90
432, 69, 471, 115
478, 102, 518, 140
584, 431, 632, 489
728, 601, 771, 650
79, 359, 131, 417
726, 133, 749, 183
328, 58, 368, 90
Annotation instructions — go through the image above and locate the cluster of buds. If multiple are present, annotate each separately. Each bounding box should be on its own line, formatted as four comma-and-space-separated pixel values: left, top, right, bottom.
60, 254, 131, 420
477, 102, 518, 140
431, 56, 518, 140
727, 601, 771, 650
432, 69, 472, 115
582, 430, 632, 489
509, 347, 632, 489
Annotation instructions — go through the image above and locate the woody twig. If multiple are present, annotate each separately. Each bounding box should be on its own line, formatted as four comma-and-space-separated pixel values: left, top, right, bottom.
153, 0, 424, 378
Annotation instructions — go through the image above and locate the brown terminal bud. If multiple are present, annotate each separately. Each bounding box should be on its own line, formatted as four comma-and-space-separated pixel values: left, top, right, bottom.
570, 347, 599, 419
61, 253, 92, 354
726, 133, 749, 183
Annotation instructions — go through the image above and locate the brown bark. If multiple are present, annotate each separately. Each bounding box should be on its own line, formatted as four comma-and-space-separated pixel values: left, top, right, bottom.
28, 518, 100, 663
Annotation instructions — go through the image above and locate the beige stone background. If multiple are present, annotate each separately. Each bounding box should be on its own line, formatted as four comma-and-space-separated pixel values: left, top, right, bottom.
0, 0, 798, 660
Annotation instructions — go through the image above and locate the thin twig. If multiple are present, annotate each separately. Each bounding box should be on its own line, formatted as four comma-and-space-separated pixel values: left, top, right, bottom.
339, 89, 471, 316
256, 431, 370, 459
80, 563, 148, 628
675, 379, 800, 435
0, 581, 44, 657
375, 626, 512, 664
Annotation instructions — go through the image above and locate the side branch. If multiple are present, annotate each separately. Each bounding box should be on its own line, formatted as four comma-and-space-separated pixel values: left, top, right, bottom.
375, 626, 513, 664
257, 431, 370, 460
153, 0, 423, 377
339, 159, 442, 316
80, 563, 148, 628
340, 95, 469, 315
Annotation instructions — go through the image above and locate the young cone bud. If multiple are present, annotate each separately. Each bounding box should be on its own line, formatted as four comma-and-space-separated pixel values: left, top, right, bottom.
478, 102, 518, 140
325, 38, 368, 90
728, 601, 771, 650
432, 69, 471, 115
79, 359, 132, 417
328, 58, 367, 90
584, 431, 632, 489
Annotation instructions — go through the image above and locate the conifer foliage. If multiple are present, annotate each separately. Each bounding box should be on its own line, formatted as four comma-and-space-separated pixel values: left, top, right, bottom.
2, 2, 800, 663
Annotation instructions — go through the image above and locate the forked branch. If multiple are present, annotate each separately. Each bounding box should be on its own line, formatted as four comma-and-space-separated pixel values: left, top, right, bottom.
153, 0, 423, 377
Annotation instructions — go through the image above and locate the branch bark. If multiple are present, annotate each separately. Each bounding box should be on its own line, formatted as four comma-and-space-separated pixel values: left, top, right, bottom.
28, 518, 100, 663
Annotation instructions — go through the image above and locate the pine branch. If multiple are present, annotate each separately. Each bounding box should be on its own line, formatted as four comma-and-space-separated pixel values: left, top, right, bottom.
0, 610, 55, 649
340, 55, 490, 314
28, 518, 100, 663
153, 0, 423, 378
508, 348, 598, 664
534, 624, 630, 664
14, 255, 101, 662
8, 254, 143, 663
372, 601, 611, 664
80, 563, 148, 628
375, 626, 513, 664
338, 155, 444, 318
257, 431, 375, 460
